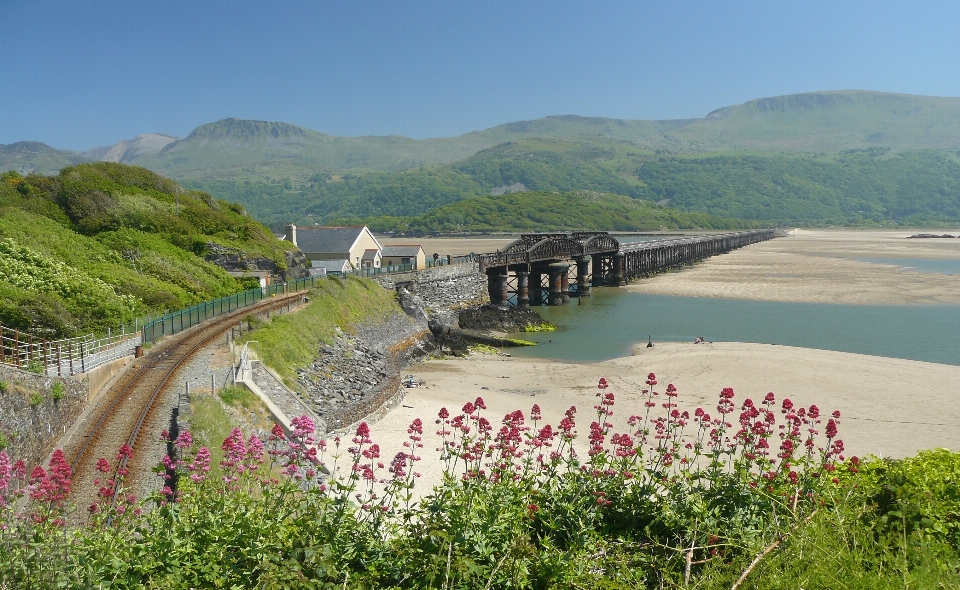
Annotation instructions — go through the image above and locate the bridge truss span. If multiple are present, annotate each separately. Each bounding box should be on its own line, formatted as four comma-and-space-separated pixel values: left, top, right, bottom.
478, 229, 775, 306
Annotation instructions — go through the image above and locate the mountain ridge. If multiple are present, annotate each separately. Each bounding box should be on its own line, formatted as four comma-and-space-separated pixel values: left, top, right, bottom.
5, 90, 960, 179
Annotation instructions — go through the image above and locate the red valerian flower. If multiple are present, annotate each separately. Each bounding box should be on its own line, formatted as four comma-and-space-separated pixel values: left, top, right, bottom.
530, 404, 542, 422
825, 419, 838, 439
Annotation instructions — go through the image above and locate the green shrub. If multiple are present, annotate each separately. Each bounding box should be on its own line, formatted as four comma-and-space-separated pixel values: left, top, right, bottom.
51, 381, 64, 401
29, 391, 43, 407
1, 379, 956, 588
26, 359, 44, 375
0, 380, 8, 394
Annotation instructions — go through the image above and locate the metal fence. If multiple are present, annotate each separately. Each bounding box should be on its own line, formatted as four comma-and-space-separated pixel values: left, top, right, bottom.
141, 275, 324, 343
326, 255, 476, 278
0, 324, 141, 377
1, 255, 478, 374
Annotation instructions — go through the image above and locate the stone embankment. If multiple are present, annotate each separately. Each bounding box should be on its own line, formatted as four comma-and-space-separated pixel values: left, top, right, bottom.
0, 366, 87, 469
285, 263, 488, 432
373, 263, 487, 313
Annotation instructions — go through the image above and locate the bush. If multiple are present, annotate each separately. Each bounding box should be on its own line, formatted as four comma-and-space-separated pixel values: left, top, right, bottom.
51, 382, 64, 401
29, 391, 43, 407
0, 378, 956, 588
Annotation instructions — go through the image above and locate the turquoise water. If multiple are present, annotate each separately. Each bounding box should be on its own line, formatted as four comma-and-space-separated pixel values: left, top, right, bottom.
857, 257, 960, 275
509, 289, 960, 366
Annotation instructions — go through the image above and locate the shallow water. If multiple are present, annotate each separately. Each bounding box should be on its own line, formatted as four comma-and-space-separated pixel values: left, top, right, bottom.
509, 289, 960, 366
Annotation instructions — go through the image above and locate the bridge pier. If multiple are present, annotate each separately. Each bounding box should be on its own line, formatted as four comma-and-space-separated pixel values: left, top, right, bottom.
486, 268, 509, 305
547, 263, 570, 305
576, 256, 591, 296
529, 270, 544, 305
515, 266, 530, 307
613, 253, 625, 286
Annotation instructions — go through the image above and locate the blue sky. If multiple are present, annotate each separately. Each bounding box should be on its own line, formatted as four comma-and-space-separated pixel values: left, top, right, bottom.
2, 1, 960, 150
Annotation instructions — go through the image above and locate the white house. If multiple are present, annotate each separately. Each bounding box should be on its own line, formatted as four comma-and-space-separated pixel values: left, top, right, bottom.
284, 225, 382, 270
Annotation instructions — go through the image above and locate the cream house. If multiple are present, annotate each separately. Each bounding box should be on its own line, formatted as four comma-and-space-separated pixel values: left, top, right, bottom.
284, 225, 382, 270
380, 245, 426, 270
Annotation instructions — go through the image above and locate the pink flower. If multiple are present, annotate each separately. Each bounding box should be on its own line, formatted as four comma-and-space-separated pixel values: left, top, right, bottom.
825, 419, 838, 439
530, 404, 541, 422
96, 458, 112, 473
174, 431, 193, 450
598, 377, 609, 390
474, 396, 486, 410
190, 447, 211, 481
291, 415, 316, 439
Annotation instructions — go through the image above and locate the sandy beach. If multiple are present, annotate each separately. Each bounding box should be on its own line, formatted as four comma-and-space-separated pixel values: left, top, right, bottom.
625, 229, 960, 304
366, 230, 960, 491
370, 344, 960, 491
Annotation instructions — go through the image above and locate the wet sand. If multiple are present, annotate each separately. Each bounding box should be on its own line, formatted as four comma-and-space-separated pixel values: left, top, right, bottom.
624, 229, 960, 304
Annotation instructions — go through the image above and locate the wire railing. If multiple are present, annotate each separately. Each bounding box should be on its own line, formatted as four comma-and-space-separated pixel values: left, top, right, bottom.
0, 325, 141, 377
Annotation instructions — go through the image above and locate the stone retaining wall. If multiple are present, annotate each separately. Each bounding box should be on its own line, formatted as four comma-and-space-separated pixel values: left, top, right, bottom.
373, 263, 488, 311
0, 366, 87, 468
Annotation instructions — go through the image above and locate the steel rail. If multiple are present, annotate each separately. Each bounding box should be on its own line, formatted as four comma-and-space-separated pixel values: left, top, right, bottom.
68, 293, 304, 504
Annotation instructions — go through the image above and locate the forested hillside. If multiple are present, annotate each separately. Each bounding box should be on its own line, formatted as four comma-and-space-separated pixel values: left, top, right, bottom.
189, 144, 960, 230
0, 163, 292, 337
348, 191, 755, 233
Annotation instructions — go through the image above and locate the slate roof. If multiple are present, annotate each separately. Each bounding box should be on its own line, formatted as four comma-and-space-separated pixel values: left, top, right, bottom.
361, 248, 379, 261
381, 245, 423, 257
294, 226, 365, 254
310, 259, 351, 272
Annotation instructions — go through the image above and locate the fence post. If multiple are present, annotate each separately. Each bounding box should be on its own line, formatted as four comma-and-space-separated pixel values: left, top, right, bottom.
14, 330, 19, 368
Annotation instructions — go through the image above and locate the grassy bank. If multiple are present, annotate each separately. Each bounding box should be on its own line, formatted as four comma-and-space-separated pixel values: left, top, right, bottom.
236, 276, 398, 388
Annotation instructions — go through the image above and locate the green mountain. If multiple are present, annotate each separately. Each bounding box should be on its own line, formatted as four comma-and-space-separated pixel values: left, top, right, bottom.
673, 91, 960, 152
0, 142, 91, 176
191, 138, 960, 229
7, 91, 960, 181
356, 190, 756, 234
0, 163, 294, 337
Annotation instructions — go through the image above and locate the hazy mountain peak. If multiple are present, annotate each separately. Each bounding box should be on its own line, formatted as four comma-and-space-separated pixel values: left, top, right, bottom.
183, 118, 317, 142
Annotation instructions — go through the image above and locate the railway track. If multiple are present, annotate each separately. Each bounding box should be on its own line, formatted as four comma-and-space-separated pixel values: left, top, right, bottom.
63, 292, 305, 511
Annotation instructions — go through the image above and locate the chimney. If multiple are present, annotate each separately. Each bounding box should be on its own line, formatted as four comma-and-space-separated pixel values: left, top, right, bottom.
284, 224, 297, 246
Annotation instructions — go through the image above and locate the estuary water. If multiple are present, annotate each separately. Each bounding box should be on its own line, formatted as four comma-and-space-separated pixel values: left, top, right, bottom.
509, 289, 960, 366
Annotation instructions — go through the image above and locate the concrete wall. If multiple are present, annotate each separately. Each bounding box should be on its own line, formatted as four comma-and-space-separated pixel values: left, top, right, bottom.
0, 365, 87, 468
85, 356, 132, 401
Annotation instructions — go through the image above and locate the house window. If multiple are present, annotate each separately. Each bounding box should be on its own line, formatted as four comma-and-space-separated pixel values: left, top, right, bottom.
401, 257, 411, 264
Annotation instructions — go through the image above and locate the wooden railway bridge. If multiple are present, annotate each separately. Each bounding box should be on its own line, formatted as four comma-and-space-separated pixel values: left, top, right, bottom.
478, 229, 776, 306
